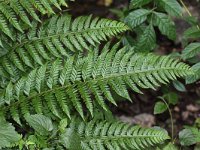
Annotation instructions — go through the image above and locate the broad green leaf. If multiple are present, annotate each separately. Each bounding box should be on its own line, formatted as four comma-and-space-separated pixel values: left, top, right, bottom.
125, 9, 150, 28
173, 80, 186, 92
135, 24, 156, 51
152, 12, 176, 40
59, 118, 68, 133
157, 0, 182, 17
130, 0, 152, 8
27, 135, 48, 149
179, 127, 200, 146
60, 128, 81, 150
164, 92, 178, 105
5, 82, 13, 104
186, 62, 200, 84
182, 42, 200, 60
184, 16, 199, 26
154, 101, 167, 114
184, 27, 200, 39
25, 114, 53, 136
0, 121, 21, 149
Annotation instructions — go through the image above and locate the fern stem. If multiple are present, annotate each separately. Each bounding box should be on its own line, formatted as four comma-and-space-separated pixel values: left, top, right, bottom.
158, 97, 174, 142
82, 134, 167, 142
179, 0, 200, 29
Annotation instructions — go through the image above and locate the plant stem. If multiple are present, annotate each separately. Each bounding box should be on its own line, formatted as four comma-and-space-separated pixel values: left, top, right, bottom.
179, 0, 200, 29
159, 97, 174, 142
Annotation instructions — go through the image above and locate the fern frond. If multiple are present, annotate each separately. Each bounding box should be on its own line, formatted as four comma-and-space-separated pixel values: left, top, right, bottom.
60, 119, 170, 150
0, 0, 68, 39
0, 15, 129, 77
0, 43, 192, 119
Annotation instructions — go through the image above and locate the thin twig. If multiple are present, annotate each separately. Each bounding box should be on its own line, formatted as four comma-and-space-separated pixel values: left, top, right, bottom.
158, 97, 174, 142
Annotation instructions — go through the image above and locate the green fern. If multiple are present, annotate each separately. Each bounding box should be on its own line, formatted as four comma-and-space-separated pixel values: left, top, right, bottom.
0, 43, 193, 120
0, 15, 129, 77
0, 0, 68, 39
60, 119, 170, 150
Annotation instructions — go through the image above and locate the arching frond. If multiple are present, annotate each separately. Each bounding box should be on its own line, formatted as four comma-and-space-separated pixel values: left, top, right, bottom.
60, 119, 170, 150
0, 0, 68, 39
0, 15, 129, 77
0, 43, 193, 119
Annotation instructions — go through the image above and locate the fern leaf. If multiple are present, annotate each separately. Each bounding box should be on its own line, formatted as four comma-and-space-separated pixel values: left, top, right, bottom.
60, 119, 170, 150
0, 0, 68, 39
0, 43, 193, 119
152, 12, 176, 40
0, 15, 129, 77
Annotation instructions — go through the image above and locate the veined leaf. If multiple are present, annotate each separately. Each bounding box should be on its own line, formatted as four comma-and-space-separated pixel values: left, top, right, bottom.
25, 114, 53, 136
0, 121, 21, 149
184, 26, 200, 39
179, 127, 200, 146
182, 42, 200, 60
135, 24, 156, 51
130, 0, 152, 8
125, 9, 150, 28
157, 0, 183, 17
186, 62, 200, 84
173, 80, 186, 92
152, 12, 176, 40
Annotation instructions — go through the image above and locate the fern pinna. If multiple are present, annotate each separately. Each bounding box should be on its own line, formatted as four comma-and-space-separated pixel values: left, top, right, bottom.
60, 119, 170, 150
1, 43, 192, 120
0, 14, 129, 78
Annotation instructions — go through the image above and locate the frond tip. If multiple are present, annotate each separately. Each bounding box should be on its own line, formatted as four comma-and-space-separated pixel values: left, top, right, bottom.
60, 120, 170, 150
